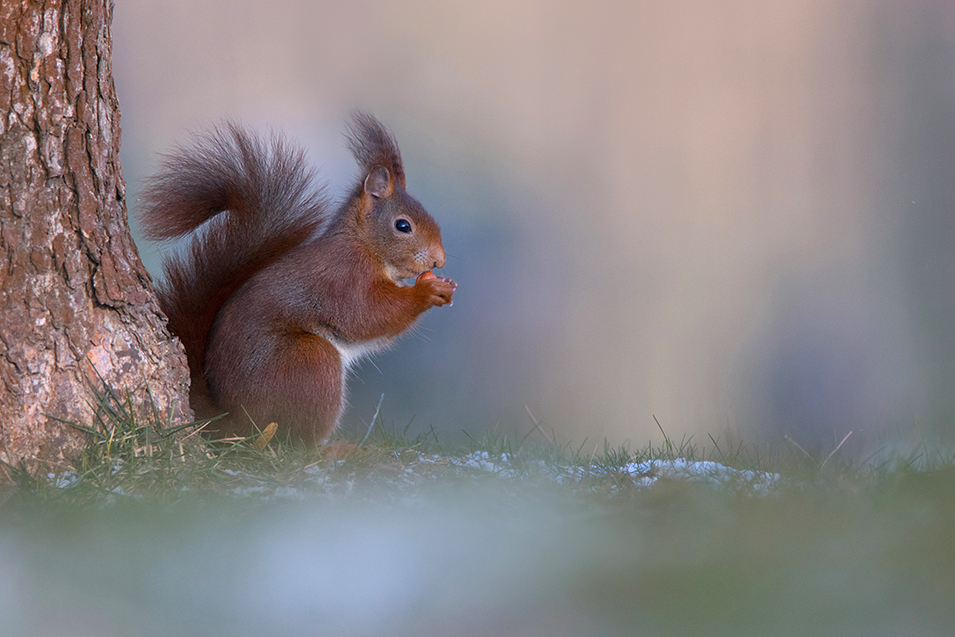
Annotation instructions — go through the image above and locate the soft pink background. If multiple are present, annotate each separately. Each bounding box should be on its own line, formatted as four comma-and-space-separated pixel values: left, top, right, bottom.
114, 1, 955, 453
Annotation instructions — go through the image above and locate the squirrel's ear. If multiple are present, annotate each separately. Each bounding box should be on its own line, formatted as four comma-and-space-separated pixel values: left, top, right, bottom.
363, 165, 394, 199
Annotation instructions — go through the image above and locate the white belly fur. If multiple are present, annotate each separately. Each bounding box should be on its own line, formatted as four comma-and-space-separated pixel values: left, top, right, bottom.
327, 336, 392, 373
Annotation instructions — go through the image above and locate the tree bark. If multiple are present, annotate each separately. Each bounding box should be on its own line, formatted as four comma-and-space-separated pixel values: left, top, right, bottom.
0, 0, 191, 474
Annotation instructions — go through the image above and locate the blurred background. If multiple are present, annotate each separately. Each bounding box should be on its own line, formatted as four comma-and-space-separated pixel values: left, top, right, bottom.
113, 0, 955, 454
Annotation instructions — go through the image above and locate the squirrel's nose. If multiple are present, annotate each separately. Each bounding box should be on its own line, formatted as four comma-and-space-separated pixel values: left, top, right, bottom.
431, 245, 446, 269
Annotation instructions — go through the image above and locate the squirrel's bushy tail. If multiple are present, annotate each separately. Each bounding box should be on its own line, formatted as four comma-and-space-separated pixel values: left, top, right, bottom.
140, 124, 328, 405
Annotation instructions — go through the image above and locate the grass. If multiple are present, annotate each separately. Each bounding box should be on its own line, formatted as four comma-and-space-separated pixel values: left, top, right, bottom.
1, 387, 954, 636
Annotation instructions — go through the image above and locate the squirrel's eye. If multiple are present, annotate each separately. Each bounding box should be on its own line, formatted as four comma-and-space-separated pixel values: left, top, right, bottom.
395, 219, 412, 233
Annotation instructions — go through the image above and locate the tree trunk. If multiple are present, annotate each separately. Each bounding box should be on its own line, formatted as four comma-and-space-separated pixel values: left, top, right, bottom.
0, 0, 191, 475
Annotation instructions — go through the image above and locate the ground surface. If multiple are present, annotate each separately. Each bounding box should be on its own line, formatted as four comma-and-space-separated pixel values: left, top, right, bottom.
0, 407, 955, 637
1, 422, 954, 637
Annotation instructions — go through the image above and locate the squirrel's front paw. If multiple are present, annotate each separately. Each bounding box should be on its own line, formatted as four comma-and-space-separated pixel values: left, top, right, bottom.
417, 271, 457, 307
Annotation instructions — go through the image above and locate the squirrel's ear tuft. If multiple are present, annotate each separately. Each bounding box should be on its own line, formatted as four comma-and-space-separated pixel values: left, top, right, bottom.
346, 111, 406, 190
363, 165, 394, 199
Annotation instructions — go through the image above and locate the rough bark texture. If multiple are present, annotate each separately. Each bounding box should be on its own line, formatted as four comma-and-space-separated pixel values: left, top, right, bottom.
0, 0, 192, 475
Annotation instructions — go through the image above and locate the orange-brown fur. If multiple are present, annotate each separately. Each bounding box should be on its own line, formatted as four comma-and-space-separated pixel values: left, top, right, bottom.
140, 113, 456, 444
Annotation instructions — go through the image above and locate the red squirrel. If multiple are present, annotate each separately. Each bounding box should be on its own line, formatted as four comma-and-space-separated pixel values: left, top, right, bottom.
140, 113, 457, 445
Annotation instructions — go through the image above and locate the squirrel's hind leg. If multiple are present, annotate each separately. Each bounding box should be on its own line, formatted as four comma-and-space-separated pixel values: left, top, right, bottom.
211, 332, 344, 445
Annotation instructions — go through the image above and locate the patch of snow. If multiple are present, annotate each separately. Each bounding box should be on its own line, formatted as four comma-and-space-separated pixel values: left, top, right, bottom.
442, 452, 781, 494
452, 451, 505, 473
623, 459, 781, 492
47, 471, 79, 489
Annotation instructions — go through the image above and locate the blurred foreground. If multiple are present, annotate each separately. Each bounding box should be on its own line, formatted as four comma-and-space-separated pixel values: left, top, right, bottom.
2, 440, 953, 637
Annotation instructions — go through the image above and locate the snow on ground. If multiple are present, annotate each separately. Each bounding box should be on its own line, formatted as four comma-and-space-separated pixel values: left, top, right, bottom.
446, 451, 781, 494
45, 451, 782, 500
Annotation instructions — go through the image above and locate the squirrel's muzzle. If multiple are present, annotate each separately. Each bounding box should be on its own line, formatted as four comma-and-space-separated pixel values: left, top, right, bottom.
430, 245, 446, 270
